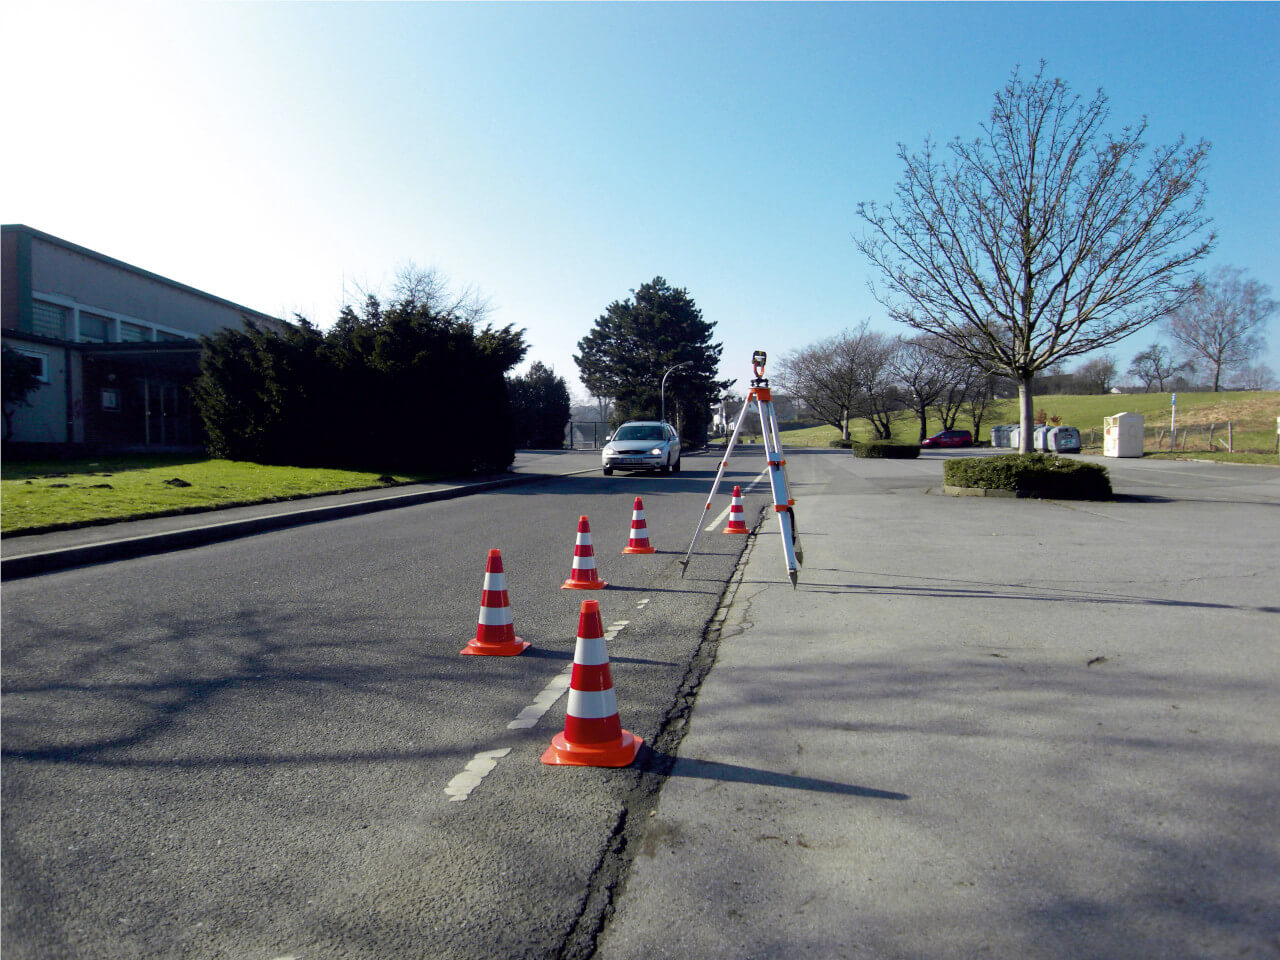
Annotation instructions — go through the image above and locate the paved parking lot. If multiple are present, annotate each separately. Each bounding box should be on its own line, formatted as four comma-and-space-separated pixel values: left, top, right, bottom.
597, 450, 1280, 960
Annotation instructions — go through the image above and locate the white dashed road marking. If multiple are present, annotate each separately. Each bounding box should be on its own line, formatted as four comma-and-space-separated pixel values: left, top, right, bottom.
445, 617, 635, 800
705, 469, 768, 530
444, 749, 513, 801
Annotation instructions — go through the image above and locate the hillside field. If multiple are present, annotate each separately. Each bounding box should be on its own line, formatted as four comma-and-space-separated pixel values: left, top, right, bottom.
773, 391, 1280, 464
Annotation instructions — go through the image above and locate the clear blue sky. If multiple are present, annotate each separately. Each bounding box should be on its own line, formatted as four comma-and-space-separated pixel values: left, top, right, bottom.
4, 2, 1277, 397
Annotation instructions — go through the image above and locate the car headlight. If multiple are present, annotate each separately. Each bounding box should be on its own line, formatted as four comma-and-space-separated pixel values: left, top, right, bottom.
650, 447, 664, 455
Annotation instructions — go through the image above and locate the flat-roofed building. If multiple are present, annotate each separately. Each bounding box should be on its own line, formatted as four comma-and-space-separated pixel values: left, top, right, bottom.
2, 224, 288, 450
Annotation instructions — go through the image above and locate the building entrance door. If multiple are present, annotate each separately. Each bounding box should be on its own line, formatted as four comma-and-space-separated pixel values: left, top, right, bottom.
142, 379, 194, 446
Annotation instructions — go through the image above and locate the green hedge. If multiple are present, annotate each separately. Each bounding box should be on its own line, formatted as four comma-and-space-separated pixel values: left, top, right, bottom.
944, 453, 1112, 499
851, 441, 921, 459
828, 438, 854, 449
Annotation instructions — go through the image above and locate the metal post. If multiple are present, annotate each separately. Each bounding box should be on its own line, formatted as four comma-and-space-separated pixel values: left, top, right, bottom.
661, 361, 691, 424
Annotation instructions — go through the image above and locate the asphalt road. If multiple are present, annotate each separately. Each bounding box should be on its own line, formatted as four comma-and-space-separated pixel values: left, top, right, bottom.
1, 450, 764, 960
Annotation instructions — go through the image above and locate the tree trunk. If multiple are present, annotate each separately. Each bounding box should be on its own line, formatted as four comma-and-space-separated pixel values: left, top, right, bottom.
841, 407, 850, 441
1018, 375, 1035, 453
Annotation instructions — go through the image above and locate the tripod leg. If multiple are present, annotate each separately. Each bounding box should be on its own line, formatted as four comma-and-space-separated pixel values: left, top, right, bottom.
756, 396, 801, 587
679, 396, 752, 577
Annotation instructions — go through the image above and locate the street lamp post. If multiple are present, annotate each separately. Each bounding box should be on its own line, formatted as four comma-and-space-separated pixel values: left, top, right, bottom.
661, 361, 692, 425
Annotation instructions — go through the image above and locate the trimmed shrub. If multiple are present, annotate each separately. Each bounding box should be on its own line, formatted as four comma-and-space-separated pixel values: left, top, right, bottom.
944, 453, 1112, 499
828, 438, 854, 449
852, 441, 920, 459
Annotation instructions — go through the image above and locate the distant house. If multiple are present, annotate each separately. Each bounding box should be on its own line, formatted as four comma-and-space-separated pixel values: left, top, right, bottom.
2, 225, 288, 451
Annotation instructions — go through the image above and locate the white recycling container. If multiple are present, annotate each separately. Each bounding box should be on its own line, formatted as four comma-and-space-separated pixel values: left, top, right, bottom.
1047, 426, 1081, 453
1103, 413, 1144, 458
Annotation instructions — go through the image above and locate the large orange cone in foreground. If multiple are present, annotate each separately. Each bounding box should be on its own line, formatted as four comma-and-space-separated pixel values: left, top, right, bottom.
461, 549, 531, 656
723, 485, 749, 534
622, 497, 656, 555
542, 599, 642, 767
562, 515, 608, 589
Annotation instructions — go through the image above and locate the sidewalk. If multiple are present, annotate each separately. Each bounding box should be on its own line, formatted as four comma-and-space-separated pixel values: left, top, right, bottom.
1, 450, 600, 579
596, 455, 1280, 959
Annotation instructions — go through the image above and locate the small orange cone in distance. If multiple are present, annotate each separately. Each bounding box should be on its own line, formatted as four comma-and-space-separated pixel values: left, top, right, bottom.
723, 485, 749, 534
461, 549, 531, 656
541, 599, 642, 767
562, 515, 608, 589
622, 496, 656, 555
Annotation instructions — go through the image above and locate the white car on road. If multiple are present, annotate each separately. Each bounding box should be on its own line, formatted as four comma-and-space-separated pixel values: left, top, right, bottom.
601, 421, 682, 475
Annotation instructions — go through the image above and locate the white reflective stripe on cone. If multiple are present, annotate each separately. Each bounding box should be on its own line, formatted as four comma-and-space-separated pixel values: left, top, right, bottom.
573, 636, 609, 666
483, 572, 507, 591
478, 606, 514, 626
572, 556, 598, 570
566, 688, 619, 720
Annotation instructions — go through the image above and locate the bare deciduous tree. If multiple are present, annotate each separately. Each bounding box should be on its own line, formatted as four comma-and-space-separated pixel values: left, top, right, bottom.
776, 323, 869, 440
1228, 363, 1276, 391
847, 332, 903, 440
856, 64, 1213, 451
775, 323, 903, 440
1164, 265, 1275, 392
891, 336, 956, 442
1127, 343, 1183, 392
1073, 352, 1119, 394
960, 373, 999, 440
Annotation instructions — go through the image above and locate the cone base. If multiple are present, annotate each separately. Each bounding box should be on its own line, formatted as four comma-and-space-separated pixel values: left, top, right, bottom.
562, 578, 609, 589
722, 526, 749, 534
460, 638, 531, 656
622, 544, 655, 554
541, 730, 643, 767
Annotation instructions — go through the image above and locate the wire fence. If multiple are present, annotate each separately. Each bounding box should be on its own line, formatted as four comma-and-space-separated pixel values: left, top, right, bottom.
565, 420, 610, 449
1078, 421, 1277, 454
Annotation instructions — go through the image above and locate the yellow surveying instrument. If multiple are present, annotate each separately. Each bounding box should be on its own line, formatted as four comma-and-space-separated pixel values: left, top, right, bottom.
679, 351, 803, 587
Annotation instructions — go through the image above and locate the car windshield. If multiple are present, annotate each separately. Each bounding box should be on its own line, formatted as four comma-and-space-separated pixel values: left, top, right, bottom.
614, 425, 665, 441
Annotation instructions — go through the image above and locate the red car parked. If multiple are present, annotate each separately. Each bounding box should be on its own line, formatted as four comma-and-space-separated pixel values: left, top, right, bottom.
921, 429, 973, 448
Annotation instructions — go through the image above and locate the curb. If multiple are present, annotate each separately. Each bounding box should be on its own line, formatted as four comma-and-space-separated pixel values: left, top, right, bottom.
2, 471, 589, 580
941, 484, 1028, 499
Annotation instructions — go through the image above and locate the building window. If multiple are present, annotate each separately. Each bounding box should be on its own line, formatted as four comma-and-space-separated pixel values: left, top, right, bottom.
13, 349, 50, 383
101, 388, 120, 411
78, 312, 113, 343
31, 300, 68, 339
119, 321, 152, 342
156, 330, 194, 342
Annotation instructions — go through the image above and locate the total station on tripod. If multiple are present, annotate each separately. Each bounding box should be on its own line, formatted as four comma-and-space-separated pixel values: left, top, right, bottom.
679, 349, 803, 587
752, 350, 768, 385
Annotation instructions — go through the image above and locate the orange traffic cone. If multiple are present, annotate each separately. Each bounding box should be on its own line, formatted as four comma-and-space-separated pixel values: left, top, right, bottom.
562, 515, 608, 589
723, 485, 749, 534
461, 549, 531, 656
541, 599, 642, 767
622, 497, 656, 555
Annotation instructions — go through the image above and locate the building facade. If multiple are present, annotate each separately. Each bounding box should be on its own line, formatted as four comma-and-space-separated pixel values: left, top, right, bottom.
2, 224, 287, 450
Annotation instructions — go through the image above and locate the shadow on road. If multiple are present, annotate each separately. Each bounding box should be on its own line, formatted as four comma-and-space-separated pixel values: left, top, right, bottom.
783, 571, 1280, 616
640, 748, 909, 800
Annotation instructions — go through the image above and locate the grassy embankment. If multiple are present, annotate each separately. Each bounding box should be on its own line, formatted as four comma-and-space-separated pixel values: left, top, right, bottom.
1, 455, 435, 536
775, 391, 1280, 465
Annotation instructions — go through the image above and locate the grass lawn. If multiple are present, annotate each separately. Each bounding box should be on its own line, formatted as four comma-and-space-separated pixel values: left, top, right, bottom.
1, 455, 439, 536
773, 391, 1279, 464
